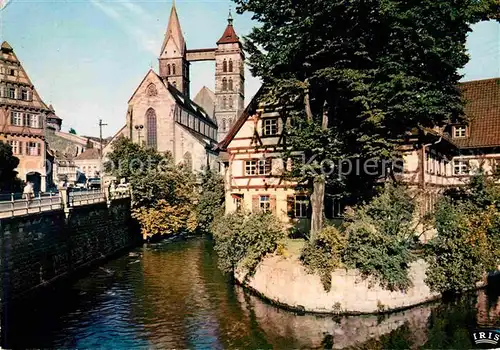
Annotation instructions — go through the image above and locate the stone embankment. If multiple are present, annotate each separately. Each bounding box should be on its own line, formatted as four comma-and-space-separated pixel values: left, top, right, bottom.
235, 256, 441, 314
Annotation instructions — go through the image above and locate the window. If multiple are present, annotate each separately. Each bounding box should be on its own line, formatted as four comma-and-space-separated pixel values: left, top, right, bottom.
167, 64, 171, 75
26, 142, 39, 156
183, 152, 193, 171
294, 195, 309, 218
21, 88, 28, 101
146, 108, 158, 150
228, 78, 233, 91
8, 87, 15, 99
11, 111, 22, 126
8, 68, 14, 76
222, 96, 227, 109
453, 159, 469, 175
454, 126, 467, 138
172, 64, 176, 75
263, 118, 278, 136
222, 119, 227, 132
245, 159, 272, 176
232, 194, 243, 212
222, 78, 227, 91
30, 114, 39, 128
8, 140, 19, 154
229, 96, 233, 109
223, 59, 227, 72
229, 59, 233, 72
259, 195, 270, 213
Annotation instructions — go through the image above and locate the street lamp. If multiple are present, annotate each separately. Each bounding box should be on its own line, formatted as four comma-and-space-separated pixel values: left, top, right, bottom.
135, 125, 144, 146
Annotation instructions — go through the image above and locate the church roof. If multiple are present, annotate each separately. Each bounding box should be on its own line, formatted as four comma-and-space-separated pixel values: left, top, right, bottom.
160, 3, 186, 56
217, 13, 240, 45
167, 83, 217, 127
193, 86, 216, 119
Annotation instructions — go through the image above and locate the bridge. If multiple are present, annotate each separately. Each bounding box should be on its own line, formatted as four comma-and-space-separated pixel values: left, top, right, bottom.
0, 188, 130, 218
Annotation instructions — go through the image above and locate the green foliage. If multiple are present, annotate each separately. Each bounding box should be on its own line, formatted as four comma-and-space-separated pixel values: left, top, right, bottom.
105, 137, 199, 239
196, 168, 225, 233
426, 174, 500, 294
0, 141, 20, 192
300, 226, 347, 291
68, 128, 77, 135
234, 0, 499, 213
212, 211, 285, 275
342, 184, 417, 291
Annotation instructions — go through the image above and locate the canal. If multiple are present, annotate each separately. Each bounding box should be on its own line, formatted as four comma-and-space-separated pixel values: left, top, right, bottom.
3, 238, 500, 349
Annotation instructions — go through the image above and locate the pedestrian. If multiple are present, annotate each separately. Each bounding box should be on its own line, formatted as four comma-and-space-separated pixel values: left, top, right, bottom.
23, 181, 34, 205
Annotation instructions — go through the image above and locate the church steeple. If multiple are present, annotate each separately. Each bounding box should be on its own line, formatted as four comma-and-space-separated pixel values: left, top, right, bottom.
217, 10, 240, 45
159, 1, 190, 96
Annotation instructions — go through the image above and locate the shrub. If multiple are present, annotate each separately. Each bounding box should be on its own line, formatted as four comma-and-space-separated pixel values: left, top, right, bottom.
300, 226, 347, 291
425, 199, 500, 294
196, 168, 225, 233
342, 184, 417, 291
212, 211, 285, 276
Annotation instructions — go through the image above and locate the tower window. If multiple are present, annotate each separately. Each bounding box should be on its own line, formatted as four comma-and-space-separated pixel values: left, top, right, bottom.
223, 59, 227, 73
222, 96, 227, 109
229, 96, 233, 109
222, 118, 227, 132
228, 78, 233, 91
167, 64, 171, 75
222, 78, 227, 91
146, 108, 158, 150
229, 59, 233, 72
172, 64, 176, 75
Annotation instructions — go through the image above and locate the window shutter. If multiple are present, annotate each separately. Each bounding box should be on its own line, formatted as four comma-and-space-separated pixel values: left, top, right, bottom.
252, 195, 259, 213
25, 142, 29, 155
18, 141, 22, 155
270, 195, 277, 214
287, 195, 295, 218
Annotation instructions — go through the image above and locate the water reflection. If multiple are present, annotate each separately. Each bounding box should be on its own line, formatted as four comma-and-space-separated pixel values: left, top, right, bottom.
3, 238, 500, 349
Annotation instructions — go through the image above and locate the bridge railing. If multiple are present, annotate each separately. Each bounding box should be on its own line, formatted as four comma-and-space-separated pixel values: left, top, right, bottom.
0, 193, 63, 219
68, 189, 106, 207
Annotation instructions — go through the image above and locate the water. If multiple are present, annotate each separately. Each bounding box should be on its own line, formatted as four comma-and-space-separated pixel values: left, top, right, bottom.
3, 237, 500, 349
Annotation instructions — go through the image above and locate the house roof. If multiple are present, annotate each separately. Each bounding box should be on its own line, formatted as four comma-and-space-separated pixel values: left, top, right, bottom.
75, 148, 100, 161
217, 13, 240, 45
453, 78, 500, 149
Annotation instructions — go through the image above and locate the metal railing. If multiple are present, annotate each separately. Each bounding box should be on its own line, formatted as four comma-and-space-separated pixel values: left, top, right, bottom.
0, 193, 62, 219
69, 189, 106, 207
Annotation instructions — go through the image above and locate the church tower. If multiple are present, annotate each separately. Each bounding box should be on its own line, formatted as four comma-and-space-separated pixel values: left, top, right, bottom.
159, 2, 190, 96
214, 11, 245, 141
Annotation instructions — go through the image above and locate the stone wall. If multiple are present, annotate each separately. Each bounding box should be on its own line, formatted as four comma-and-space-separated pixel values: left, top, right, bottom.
236, 256, 440, 314
0, 198, 139, 302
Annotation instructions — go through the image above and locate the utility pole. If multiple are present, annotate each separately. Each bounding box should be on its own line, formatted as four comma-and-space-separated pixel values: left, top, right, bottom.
98, 119, 108, 183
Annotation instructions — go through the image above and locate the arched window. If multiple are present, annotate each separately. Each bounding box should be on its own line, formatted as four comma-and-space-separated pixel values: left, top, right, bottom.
183, 151, 193, 171
172, 81, 177, 88
229, 96, 233, 109
146, 108, 157, 150
172, 64, 176, 75
222, 78, 227, 91
229, 59, 233, 72
228, 78, 233, 91
223, 59, 227, 72
222, 118, 227, 132
222, 96, 227, 109
167, 64, 171, 75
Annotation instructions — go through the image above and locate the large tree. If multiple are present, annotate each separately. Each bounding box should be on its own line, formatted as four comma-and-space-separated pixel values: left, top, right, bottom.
0, 141, 20, 192
235, 0, 499, 239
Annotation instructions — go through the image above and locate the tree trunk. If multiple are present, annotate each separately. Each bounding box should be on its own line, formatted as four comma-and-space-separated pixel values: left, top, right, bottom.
310, 175, 325, 241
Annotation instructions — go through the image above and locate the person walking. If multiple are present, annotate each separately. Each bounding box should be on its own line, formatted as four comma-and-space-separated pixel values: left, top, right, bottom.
23, 181, 34, 205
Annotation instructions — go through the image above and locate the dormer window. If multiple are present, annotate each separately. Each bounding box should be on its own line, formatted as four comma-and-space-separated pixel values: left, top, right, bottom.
454, 125, 467, 138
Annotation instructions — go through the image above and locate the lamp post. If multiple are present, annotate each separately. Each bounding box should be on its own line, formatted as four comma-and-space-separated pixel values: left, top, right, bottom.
135, 124, 144, 146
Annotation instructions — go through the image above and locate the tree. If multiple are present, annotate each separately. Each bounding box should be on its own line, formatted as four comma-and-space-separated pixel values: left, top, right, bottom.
68, 128, 77, 135
234, 0, 499, 240
0, 141, 20, 192
105, 136, 199, 239
196, 167, 225, 232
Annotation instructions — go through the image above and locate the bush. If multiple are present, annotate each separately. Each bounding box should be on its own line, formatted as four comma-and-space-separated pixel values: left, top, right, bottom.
196, 168, 225, 233
301, 226, 347, 291
212, 211, 285, 276
425, 198, 500, 294
342, 184, 417, 291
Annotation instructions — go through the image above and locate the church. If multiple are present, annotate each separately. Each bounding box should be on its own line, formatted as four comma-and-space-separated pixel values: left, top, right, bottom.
106, 3, 245, 172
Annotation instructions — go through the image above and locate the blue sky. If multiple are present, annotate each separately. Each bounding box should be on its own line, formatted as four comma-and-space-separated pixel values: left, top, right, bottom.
0, 0, 499, 138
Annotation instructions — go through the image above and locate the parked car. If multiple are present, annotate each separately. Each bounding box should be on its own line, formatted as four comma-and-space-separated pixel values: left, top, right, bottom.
87, 178, 101, 190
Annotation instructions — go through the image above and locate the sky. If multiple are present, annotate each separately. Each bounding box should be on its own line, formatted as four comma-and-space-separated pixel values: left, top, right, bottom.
0, 0, 499, 138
